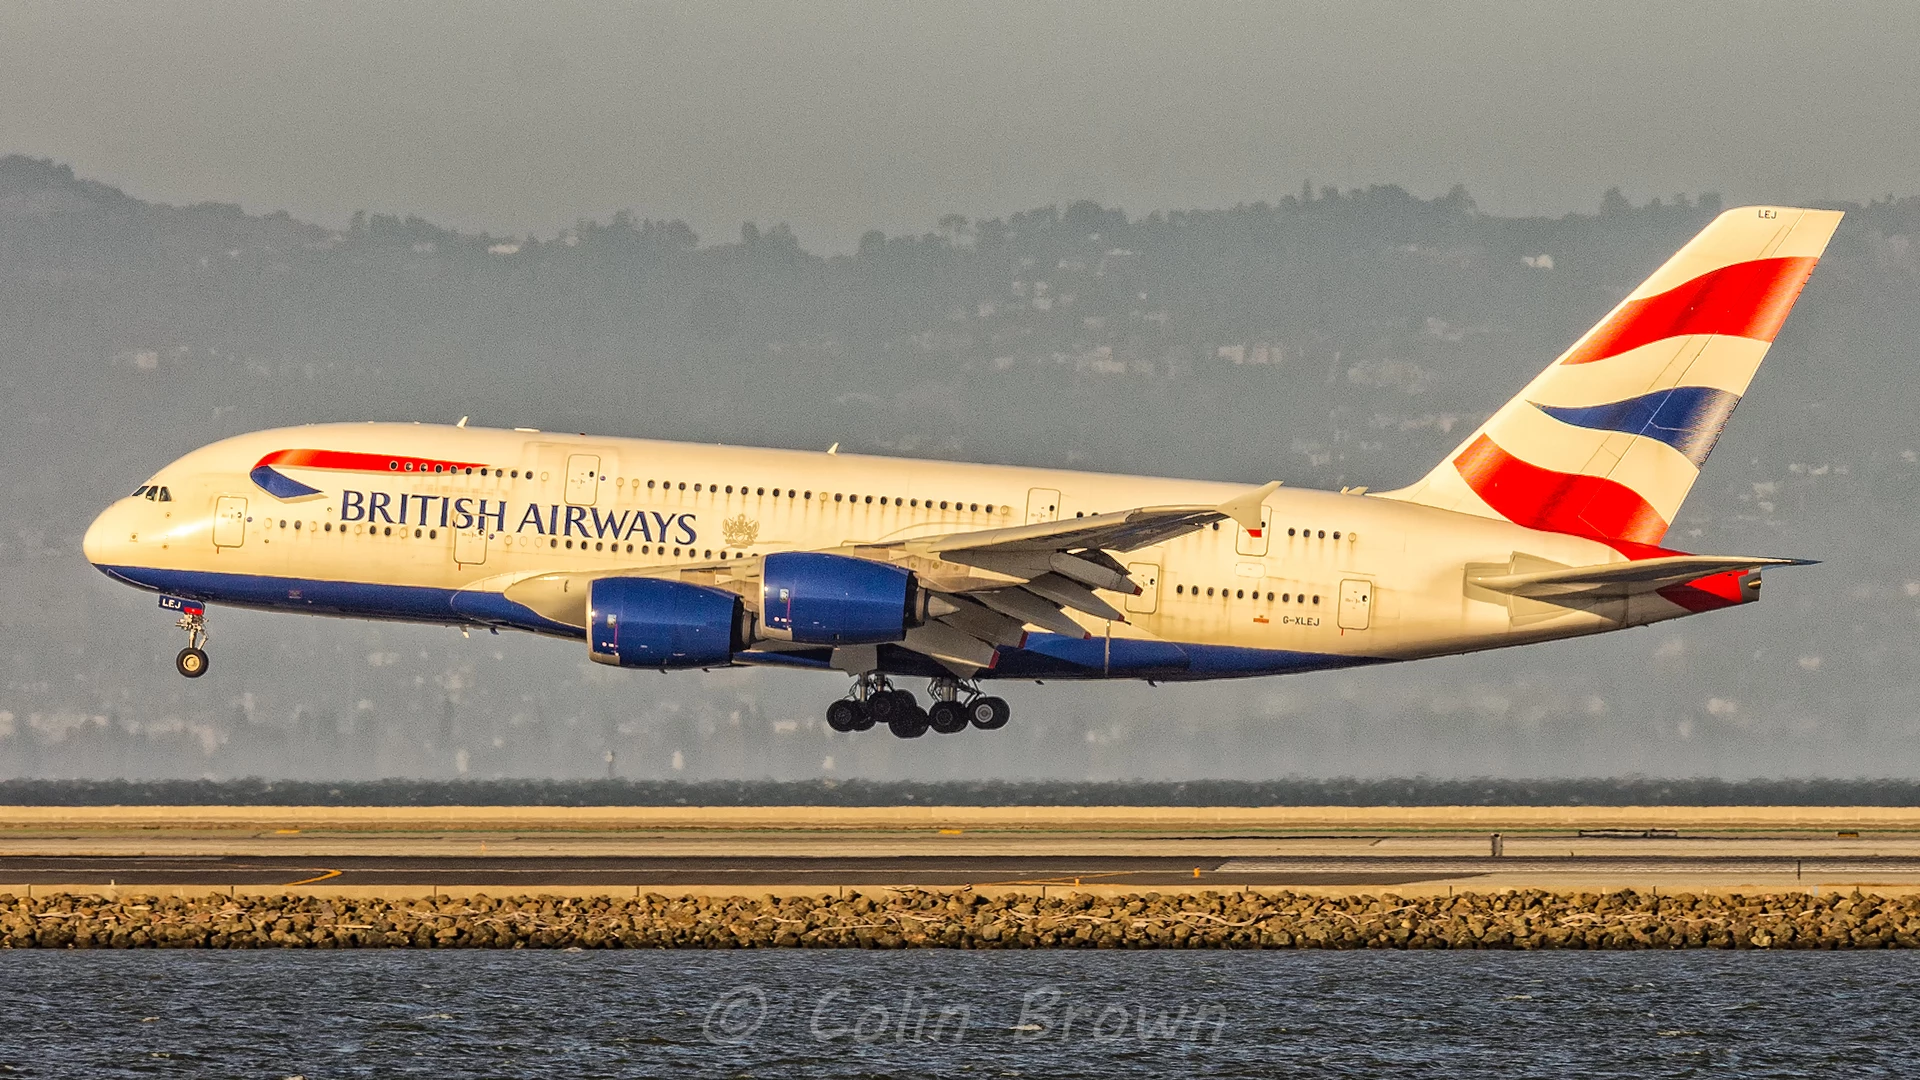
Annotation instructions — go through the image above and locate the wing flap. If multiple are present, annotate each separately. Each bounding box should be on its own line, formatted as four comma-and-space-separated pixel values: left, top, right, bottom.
974, 587, 1093, 640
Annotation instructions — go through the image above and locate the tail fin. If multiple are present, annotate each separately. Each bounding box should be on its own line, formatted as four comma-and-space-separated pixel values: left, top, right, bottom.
1382, 205, 1842, 547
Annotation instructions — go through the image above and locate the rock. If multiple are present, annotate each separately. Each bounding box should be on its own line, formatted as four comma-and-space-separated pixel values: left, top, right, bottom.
0, 888, 1910, 951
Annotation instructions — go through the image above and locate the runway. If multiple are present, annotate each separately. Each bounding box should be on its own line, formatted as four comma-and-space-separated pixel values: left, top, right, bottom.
9, 806, 1920, 895
6, 853, 1920, 893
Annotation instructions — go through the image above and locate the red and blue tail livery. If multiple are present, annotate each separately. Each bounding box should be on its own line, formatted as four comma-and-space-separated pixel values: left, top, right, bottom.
1387, 206, 1842, 549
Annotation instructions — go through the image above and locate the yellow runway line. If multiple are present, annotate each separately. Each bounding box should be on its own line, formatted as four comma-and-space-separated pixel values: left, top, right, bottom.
282, 869, 342, 886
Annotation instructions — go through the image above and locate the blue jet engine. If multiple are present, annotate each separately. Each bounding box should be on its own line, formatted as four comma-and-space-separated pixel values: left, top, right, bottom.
587, 577, 747, 669
760, 551, 924, 645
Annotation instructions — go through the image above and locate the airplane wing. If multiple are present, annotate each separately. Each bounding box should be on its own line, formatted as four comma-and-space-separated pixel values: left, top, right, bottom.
844, 480, 1280, 671
479, 480, 1281, 675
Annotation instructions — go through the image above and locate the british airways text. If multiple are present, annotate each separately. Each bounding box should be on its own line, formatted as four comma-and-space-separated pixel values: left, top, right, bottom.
338, 491, 698, 543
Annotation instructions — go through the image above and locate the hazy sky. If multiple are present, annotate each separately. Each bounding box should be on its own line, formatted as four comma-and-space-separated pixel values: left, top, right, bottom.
5, 0, 1918, 250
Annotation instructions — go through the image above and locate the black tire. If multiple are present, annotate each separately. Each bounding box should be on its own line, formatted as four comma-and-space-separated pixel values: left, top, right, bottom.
927, 700, 969, 734
968, 696, 1010, 730
826, 699, 863, 733
175, 647, 209, 679
851, 705, 876, 732
888, 708, 930, 739
868, 689, 915, 726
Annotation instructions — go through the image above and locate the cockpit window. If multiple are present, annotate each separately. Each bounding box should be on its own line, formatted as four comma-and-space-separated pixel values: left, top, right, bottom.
157, 487, 171, 502
132, 486, 148, 497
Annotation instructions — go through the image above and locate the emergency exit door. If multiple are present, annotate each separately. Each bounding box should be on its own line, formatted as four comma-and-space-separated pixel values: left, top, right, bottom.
565, 454, 601, 505
1338, 579, 1373, 630
1026, 488, 1061, 524
213, 496, 247, 548
453, 520, 488, 566
1235, 505, 1272, 556
1125, 562, 1161, 614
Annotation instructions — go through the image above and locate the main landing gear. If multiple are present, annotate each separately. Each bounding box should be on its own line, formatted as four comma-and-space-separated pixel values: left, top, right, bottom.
826, 674, 1009, 738
173, 607, 209, 679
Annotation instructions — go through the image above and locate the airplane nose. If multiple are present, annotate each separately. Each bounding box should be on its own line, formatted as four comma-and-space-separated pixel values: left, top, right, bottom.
83, 503, 117, 567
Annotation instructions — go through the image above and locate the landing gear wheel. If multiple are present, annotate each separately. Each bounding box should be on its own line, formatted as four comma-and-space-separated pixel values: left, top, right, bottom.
888, 707, 930, 739
175, 647, 209, 679
927, 700, 969, 734
968, 696, 1010, 730
826, 699, 866, 733
868, 689, 916, 726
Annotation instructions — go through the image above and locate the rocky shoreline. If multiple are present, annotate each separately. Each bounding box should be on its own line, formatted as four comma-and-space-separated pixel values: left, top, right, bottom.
4, 889, 1917, 950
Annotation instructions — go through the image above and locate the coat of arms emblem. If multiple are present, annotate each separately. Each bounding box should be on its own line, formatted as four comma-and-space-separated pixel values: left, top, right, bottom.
722, 514, 760, 548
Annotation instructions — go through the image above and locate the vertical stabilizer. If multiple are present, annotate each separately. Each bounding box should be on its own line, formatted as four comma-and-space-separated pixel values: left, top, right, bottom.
1381, 206, 1842, 547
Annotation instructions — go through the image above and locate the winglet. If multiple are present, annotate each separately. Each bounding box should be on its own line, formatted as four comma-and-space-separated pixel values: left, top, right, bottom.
1218, 481, 1281, 534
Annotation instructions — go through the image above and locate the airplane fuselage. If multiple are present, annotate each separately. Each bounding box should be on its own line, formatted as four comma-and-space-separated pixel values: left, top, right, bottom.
84, 422, 1724, 682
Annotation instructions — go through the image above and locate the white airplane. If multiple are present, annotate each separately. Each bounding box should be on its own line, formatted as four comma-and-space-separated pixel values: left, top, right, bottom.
85, 206, 1840, 738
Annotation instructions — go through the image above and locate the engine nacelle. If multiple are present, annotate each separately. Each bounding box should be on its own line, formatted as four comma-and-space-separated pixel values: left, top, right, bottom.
760, 551, 923, 645
587, 577, 747, 669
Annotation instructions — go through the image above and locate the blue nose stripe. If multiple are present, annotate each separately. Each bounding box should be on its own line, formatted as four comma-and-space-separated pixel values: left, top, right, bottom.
1533, 386, 1740, 467
249, 465, 322, 499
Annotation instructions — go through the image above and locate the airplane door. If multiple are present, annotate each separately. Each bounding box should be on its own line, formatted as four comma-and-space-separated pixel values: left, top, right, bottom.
453, 520, 488, 566
1235, 505, 1272, 556
1338, 578, 1373, 630
1125, 562, 1161, 615
213, 496, 247, 548
1026, 488, 1061, 524
566, 455, 602, 505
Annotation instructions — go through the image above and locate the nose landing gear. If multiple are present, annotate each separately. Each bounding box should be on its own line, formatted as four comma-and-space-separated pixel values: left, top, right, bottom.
172, 604, 209, 678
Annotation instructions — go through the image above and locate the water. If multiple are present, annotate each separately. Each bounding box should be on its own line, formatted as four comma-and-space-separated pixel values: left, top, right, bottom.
2, 951, 1914, 1077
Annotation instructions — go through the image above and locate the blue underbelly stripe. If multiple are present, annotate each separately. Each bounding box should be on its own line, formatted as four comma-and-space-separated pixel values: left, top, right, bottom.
92, 565, 1384, 678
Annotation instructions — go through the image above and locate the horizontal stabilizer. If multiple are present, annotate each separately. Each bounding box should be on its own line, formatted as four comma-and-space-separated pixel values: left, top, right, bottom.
1468, 554, 1813, 598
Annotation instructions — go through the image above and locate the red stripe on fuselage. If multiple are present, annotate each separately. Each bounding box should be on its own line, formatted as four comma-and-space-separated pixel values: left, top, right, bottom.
1561, 256, 1818, 366
1455, 434, 1669, 546
255, 449, 488, 475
